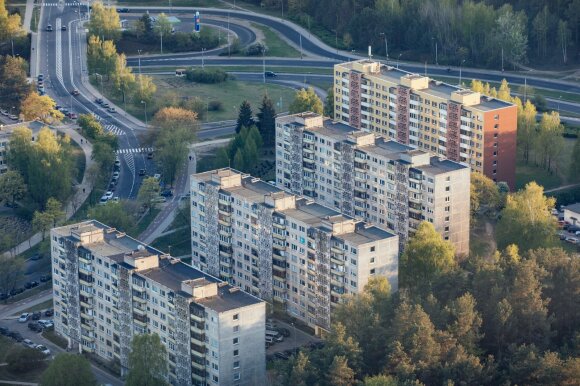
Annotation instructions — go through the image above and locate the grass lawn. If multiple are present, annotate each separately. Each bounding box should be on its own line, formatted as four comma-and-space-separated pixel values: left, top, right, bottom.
93, 75, 298, 122
250, 23, 301, 58
151, 227, 191, 257
42, 330, 67, 349
516, 137, 575, 190
0, 336, 48, 383
141, 66, 333, 74
13, 299, 53, 316
135, 207, 161, 237
7, 282, 51, 304
70, 140, 86, 184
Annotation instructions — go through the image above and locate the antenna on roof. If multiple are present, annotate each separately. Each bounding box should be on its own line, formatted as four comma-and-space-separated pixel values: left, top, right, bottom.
368, 45, 372, 60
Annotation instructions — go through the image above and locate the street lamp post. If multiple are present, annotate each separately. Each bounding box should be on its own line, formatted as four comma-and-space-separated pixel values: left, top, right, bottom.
160, 31, 163, 54
397, 53, 403, 69
432, 37, 438, 65
458, 59, 466, 87
380, 32, 388, 63
141, 100, 148, 125
95, 73, 104, 95
202, 48, 206, 68
137, 49, 142, 76
299, 33, 303, 59
263, 48, 266, 83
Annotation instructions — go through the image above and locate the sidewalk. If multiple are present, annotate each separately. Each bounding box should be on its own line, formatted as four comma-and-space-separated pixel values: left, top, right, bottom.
22, 0, 34, 32
1, 126, 94, 259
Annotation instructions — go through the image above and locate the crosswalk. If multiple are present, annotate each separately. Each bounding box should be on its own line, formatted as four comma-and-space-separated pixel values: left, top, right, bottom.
104, 124, 125, 136
123, 153, 135, 176
116, 147, 154, 155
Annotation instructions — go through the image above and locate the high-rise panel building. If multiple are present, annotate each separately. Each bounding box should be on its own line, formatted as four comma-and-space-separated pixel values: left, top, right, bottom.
51, 220, 266, 386
190, 169, 399, 333
275, 113, 470, 255
333, 60, 517, 188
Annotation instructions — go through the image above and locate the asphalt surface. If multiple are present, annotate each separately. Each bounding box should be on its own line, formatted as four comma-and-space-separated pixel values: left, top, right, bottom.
39, 5, 152, 199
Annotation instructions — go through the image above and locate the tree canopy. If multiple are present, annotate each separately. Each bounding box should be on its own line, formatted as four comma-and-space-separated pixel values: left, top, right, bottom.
41, 354, 96, 386
289, 87, 323, 115
126, 334, 169, 386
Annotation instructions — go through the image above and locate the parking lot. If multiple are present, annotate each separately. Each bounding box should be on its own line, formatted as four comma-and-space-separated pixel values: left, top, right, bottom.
265, 319, 322, 360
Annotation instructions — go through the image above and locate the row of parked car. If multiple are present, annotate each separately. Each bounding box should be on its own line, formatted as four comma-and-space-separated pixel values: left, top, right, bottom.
0, 326, 52, 355
0, 108, 19, 121
0, 275, 51, 301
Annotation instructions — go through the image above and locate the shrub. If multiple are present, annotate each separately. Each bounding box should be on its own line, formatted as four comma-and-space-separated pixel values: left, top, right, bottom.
246, 42, 267, 56
6, 346, 45, 373
208, 100, 223, 111
185, 68, 228, 84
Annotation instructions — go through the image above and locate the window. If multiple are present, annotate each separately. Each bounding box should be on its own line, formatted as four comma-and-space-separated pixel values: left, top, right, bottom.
370, 269, 376, 275
233, 313, 239, 321
234, 373, 241, 381
234, 349, 239, 356
233, 325, 239, 333
370, 246, 375, 252
213, 375, 219, 383
233, 361, 240, 369
370, 257, 375, 264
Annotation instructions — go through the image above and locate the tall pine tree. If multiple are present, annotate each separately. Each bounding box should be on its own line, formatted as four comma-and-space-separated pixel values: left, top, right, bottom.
257, 95, 276, 147
236, 100, 254, 133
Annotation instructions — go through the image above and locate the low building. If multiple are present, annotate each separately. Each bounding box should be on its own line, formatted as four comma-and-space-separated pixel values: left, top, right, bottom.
563, 203, 580, 227
190, 168, 399, 334
51, 220, 266, 386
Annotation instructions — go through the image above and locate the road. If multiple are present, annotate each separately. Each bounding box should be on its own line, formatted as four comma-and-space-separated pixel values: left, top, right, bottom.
0, 291, 122, 386
38, 3, 151, 200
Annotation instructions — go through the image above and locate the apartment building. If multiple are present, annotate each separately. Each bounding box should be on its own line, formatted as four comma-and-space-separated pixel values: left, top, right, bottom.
275, 113, 470, 255
51, 220, 266, 386
333, 60, 517, 188
0, 121, 44, 174
190, 169, 399, 333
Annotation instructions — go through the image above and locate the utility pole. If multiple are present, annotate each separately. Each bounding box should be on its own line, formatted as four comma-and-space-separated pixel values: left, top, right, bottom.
263, 49, 266, 83
160, 31, 163, 54
380, 32, 388, 63
299, 33, 303, 59
501, 47, 504, 72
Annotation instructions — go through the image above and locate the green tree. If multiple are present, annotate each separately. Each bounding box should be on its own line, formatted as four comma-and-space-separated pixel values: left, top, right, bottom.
32, 210, 53, 240
6, 346, 45, 373
41, 353, 96, 386
400, 221, 456, 287
535, 112, 564, 173
328, 355, 356, 386
0, 55, 31, 110
496, 79, 511, 102
233, 148, 245, 171
236, 100, 254, 133
78, 114, 105, 139
256, 95, 276, 147
0, 170, 26, 206
126, 334, 169, 386
87, 1, 121, 41
286, 351, 313, 386
131, 74, 156, 103
45, 197, 65, 227
6, 126, 33, 180
289, 87, 323, 114
445, 293, 483, 356
363, 375, 399, 386
154, 13, 172, 43
152, 107, 197, 185
493, 6, 528, 66
517, 99, 537, 164
496, 182, 557, 251
111, 53, 136, 103
324, 86, 335, 118
88, 202, 137, 235
0, 255, 24, 298
470, 172, 500, 218
137, 177, 160, 213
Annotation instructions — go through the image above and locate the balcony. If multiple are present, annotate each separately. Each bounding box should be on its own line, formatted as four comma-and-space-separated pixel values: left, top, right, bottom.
191, 334, 205, 346
132, 295, 146, 304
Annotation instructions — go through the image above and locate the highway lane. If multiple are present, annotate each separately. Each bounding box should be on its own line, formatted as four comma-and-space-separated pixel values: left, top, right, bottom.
39, 5, 149, 199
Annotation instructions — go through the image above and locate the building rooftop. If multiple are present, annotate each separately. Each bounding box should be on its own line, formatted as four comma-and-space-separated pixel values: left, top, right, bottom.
337, 60, 514, 112
564, 202, 580, 214
54, 220, 263, 313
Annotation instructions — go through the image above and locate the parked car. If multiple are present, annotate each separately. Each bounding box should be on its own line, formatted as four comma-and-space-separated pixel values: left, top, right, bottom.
104, 191, 114, 200
61, 25, 67, 31
0, 326, 9, 335
147, 152, 154, 159
18, 313, 31, 323
9, 331, 23, 342
30, 253, 42, 260
95, 98, 103, 104
112, 171, 120, 179
44, 309, 54, 317
68, 112, 78, 119
28, 322, 43, 332
37, 74, 44, 81
138, 169, 146, 176
160, 190, 173, 197
278, 327, 291, 337
0, 293, 9, 301
274, 352, 290, 360
40, 275, 51, 282
565, 237, 577, 244
36, 344, 51, 355
31, 312, 41, 321
114, 159, 121, 167
38, 320, 54, 329
117, 7, 130, 12
102, 102, 110, 109
108, 107, 117, 113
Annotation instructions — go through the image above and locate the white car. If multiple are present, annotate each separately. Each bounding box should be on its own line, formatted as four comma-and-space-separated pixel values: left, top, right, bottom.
23, 339, 36, 348
18, 313, 31, 323
104, 191, 114, 200
36, 344, 51, 355
38, 319, 54, 329
153, 173, 161, 180
108, 107, 117, 113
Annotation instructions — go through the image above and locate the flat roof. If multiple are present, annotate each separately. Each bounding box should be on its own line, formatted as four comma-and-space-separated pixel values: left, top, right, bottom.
54, 220, 263, 313
564, 203, 580, 214
337, 60, 515, 112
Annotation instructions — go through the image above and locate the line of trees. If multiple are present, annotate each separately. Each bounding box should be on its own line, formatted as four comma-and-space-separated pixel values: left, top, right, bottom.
185, 68, 229, 84
252, 0, 580, 67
